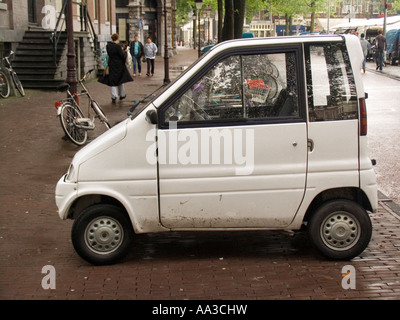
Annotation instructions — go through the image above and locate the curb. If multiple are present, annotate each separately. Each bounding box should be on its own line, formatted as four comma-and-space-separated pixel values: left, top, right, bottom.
378, 190, 400, 219
365, 66, 400, 81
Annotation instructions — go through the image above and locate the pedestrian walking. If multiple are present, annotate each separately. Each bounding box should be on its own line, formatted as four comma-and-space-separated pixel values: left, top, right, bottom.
374, 29, 386, 71
144, 37, 158, 77
129, 35, 144, 77
99, 33, 133, 103
360, 33, 371, 73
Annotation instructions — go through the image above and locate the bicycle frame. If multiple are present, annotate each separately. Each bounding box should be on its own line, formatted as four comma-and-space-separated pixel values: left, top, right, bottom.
2, 52, 13, 71
55, 69, 110, 137
1, 51, 24, 98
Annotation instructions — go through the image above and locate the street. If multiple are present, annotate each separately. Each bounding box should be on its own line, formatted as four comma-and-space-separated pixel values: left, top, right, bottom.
1, 49, 400, 301
364, 66, 400, 205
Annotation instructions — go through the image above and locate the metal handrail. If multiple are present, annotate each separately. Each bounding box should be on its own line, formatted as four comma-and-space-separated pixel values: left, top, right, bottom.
50, 0, 67, 65
83, 5, 100, 56
50, 0, 100, 65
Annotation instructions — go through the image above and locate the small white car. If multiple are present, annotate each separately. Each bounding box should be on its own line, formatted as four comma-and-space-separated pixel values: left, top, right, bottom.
56, 35, 377, 265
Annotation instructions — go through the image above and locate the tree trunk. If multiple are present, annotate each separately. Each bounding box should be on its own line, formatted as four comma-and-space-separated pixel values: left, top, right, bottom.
285, 14, 292, 36
218, 0, 223, 43
222, 0, 234, 41
310, 1, 316, 33
193, 10, 197, 49
233, 0, 245, 39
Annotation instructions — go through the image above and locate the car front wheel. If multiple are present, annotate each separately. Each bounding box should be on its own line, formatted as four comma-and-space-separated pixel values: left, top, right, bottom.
71, 204, 134, 265
308, 200, 372, 260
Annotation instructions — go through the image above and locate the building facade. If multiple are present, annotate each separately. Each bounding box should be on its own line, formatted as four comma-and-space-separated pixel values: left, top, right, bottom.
1, 0, 117, 55
0, 0, 117, 89
116, 0, 177, 56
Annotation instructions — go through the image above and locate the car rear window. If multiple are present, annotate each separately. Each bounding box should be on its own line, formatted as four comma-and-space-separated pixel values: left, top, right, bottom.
305, 43, 358, 121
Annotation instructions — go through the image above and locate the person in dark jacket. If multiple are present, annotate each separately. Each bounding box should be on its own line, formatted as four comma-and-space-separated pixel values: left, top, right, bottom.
375, 29, 386, 71
99, 33, 133, 103
129, 35, 144, 77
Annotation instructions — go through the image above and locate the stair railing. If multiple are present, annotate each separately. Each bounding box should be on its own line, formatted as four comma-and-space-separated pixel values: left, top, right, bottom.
79, 3, 100, 56
50, 0, 67, 66
50, 1, 100, 66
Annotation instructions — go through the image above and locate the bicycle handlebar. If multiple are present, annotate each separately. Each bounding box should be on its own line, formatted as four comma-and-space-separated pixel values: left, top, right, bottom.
79, 69, 94, 83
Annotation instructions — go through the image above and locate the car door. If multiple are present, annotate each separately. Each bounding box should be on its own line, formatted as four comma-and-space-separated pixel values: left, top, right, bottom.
304, 41, 360, 193
156, 46, 308, 229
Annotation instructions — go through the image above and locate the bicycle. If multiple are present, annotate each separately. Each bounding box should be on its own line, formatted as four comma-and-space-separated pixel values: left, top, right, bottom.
0, 51, 25, 98
54, 69, 111, 146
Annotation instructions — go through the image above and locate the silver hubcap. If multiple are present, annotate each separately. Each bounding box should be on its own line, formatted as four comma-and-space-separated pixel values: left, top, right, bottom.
321, 211, 360, 251
85, 217, 124, 254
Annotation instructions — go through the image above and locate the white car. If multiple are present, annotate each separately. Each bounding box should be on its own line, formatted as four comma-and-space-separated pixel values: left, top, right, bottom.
56, 35, 377, 265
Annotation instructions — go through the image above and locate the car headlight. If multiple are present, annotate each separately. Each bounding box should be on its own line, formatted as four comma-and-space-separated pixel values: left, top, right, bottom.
65, 164, 76, 182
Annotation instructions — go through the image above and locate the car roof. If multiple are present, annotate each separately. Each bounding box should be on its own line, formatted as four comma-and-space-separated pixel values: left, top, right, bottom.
209, 35, 345, 53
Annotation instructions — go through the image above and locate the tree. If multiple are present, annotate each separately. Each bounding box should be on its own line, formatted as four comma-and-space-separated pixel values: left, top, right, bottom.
271, 0, 303, 35
176, 0, 246, 43
222, 0, 247, 41
233, 0, 246, 39
218, 0, 223, 42
391, 0, 400, 12
303, 0, 331, 33
222, 0, 234, 40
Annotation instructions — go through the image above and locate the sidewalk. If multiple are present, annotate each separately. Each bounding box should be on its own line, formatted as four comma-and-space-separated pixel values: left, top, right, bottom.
365, 60, 400, 80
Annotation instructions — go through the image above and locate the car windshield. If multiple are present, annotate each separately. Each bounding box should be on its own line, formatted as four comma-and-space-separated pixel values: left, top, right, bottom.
128, 53, 210, 120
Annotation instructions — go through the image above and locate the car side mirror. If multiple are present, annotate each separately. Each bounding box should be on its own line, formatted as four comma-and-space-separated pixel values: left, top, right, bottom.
146, 110, 158, 125
364, 92, 368, 99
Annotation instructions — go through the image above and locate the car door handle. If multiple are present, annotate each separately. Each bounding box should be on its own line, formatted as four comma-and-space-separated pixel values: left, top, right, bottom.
308, 139, 314, 152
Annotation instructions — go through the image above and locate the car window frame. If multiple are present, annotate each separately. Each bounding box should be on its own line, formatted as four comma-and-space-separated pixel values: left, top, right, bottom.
304, 41, 359, 122
158, 44, 307, 130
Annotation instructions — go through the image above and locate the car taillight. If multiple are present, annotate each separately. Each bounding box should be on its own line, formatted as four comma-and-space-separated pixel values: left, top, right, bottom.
54, 101, 63, 109
359, 97, 367, 136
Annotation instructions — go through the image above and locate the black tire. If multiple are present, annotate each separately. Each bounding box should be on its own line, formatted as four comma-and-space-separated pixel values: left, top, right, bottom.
59, 103, 88, 145
308, 200, 372, 260
0, 71, 10, 98
11, 71, 25, 97
71, 204, 134, 265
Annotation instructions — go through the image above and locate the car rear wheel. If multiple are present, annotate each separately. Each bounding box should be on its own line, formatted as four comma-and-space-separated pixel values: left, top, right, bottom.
71, 204, 134, 265
308, 200, 372, 260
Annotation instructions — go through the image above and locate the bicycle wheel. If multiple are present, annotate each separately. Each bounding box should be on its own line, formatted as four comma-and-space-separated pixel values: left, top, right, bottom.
91, 101, 111, 129
266, 63, 279, 79
59, 102, 88, 145
264, 74, 279, 101
11, 72, 25, 97
0, 71, 10, 98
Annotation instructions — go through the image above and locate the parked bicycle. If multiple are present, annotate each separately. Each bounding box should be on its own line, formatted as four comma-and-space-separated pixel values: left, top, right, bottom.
0, 51, 25, 98
54, 69, 111, 146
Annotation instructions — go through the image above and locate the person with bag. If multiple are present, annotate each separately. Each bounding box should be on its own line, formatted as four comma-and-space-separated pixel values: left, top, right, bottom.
129, 35, 144, 77
101, 47, 109, 75
144, 37, 158, 77
99, 33, 133, 103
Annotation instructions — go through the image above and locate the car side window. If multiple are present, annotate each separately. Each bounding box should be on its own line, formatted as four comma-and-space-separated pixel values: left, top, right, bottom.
163, 51, 300, 126
305, 43, 358, 121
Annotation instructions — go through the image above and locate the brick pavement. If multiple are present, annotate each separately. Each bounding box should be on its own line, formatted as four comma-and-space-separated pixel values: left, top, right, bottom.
1, 47, 400, 301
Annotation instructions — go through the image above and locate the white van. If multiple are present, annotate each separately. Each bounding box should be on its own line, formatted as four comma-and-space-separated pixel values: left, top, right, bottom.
56, 35, 377, 265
